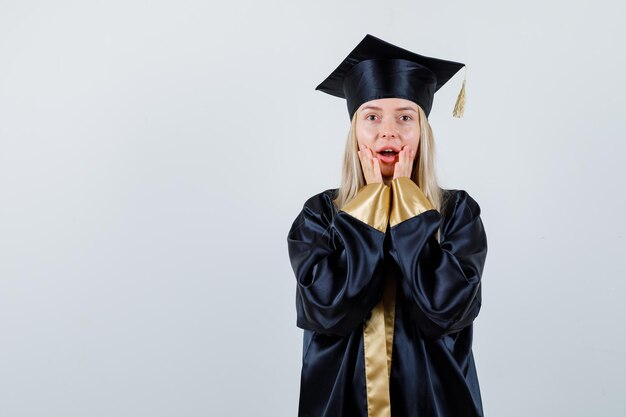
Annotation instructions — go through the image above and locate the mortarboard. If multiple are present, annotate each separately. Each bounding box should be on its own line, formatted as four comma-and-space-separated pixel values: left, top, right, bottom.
315, 33, 467, 120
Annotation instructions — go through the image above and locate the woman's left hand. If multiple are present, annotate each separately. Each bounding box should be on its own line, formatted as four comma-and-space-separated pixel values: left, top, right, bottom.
393, 145, 415, 179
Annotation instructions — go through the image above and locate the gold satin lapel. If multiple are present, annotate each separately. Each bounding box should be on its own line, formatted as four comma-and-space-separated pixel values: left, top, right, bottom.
363, 274, 397, 417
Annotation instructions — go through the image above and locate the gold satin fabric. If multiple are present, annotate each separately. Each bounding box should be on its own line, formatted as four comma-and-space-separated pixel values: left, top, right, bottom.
340, 183, 390, 232
390, 177, 434, 227
363, 271, 397, 417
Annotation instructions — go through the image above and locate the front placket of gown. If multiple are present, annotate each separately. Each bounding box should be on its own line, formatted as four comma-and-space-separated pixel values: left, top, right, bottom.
362, 263, 397, 417
339, 182, 395, 417
340, 178, 433, 417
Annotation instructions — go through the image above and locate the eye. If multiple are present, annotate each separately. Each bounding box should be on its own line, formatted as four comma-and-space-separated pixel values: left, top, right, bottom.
366, 114, 378, 121
400, 115, 412, 122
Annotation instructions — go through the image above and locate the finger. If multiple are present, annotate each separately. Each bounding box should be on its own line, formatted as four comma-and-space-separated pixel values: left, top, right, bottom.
360, 147, 372, 168
372, 157, 382, 180
402, 146, 409, 176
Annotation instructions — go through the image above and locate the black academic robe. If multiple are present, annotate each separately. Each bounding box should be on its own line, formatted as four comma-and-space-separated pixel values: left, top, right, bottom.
287, 178, 488, 417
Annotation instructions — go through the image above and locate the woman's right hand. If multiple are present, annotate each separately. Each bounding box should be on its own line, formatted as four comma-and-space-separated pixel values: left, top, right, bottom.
357, 143, 383, 185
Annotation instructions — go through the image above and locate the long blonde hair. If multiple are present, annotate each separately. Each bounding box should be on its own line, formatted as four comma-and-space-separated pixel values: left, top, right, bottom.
332, 105, 449, 240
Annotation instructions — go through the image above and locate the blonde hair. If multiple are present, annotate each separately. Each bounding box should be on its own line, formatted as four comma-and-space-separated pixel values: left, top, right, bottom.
332, 105, 448, 241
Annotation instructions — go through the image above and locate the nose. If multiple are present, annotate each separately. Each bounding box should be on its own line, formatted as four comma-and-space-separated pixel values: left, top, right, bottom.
379, 118, 398, 138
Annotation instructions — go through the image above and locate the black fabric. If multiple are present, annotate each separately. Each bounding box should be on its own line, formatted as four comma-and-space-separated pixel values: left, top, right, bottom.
287, 188, 488, 417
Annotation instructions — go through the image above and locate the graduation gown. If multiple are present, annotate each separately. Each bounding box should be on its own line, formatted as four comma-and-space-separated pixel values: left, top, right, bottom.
287, 177, 488, 417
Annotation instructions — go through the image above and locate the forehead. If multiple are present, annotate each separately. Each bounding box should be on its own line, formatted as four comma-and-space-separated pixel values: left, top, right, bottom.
358, 97, 419, 112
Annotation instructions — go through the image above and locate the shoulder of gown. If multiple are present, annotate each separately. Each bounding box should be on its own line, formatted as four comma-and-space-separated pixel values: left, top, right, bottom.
439, 188, 483, 237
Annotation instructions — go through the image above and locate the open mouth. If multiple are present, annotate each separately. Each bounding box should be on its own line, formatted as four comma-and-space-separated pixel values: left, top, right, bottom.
377, 149, 399, 163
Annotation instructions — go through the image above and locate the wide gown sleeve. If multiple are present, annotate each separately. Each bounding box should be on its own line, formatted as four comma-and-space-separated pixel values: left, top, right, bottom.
287, 183, 391, 336
388, 177, 488, 339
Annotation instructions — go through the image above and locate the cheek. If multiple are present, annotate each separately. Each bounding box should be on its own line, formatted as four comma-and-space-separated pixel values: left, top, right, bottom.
356, 127, 376, 146
403, 127, 420, 149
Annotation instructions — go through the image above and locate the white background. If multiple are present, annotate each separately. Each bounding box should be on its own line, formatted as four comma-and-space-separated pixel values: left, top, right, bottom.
1, 1, 625, 416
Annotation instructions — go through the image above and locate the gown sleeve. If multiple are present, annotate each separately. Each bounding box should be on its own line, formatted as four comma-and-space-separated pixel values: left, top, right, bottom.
388, 177, 488, 339
287, 183, 391, 336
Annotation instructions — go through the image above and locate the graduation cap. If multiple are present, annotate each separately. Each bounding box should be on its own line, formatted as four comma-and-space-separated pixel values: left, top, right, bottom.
315, 34, 467, 120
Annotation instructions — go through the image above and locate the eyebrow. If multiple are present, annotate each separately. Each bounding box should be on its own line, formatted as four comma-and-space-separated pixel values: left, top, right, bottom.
361, 105, 417, 113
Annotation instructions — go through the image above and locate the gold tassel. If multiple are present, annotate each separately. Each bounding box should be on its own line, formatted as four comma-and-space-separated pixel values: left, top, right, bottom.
452, 66, 467, 118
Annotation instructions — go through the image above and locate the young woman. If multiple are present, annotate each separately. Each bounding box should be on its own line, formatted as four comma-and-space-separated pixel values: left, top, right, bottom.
287, 34, 488, 417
